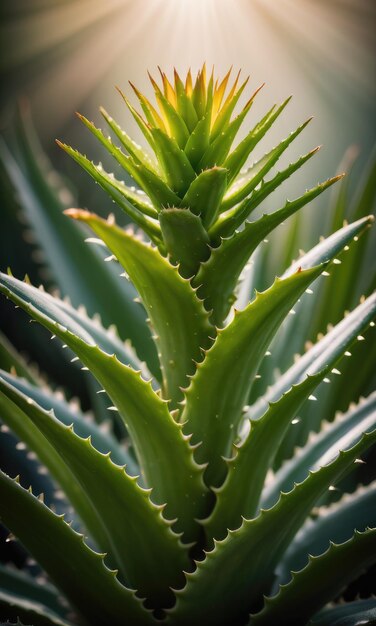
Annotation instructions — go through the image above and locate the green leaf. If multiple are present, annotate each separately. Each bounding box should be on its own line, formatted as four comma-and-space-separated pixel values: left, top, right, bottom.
197, 178, 351, 326
169, 429, 376, 626
0, 369, 134, 470
173, 68, 198, 132
65, 211, 214, 407
0, 330, 37, 384
0, 385, 189, 608
310, 598, 376, 626
205, 373, 324, 541
198, 89, 260, 171
0, 378, 108, 551
250, 529, 376, 626
0, 133, 156, 371
242, 147, 321, 219
56, 142, 163, 241
68, 114, 182, 210
159, 208, 210, 278
181, 167, 228, 228
0, 471, 155, 626
224, 96, 291, 185
211, 174, 341, 241
0, 591, 72, 626
182, 265, 324, 487
210, 74, 249, 141
148, 74, 190, 148
249, 292, 376, 422
275, 482, 376, 587
149, 128, 196, 196
221, 117, 313, 211
261, 391, 376, 510
184, 110, 211, 169
0, 564, 68, 620
0, 273, 209, 542
99, 106, 158, 173
206, 288, 376, 540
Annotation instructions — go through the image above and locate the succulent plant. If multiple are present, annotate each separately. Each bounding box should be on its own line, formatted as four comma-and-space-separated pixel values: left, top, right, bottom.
0, 66, 375, 626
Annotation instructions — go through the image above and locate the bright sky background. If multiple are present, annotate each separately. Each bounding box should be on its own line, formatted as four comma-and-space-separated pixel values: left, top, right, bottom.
1, 0, 375, 190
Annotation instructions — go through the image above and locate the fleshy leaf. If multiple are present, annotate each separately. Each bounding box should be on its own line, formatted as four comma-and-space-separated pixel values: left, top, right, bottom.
149, 128, 196, 196
159, 208, 210, 278
181, 167, 228, 228
222, 117, 313, 211
261, 391, 376, 509
207, 289, 376, 540
0, 471, 155, 625
197, 182, 357, 326
275, 483, 376, 588
211, 175, 342, 241
168, 429, 376, 626
250, 529, 376, 626
65, 211, 214, 407
224, 96, 291, 185
0, 383, 189, 608
0, 272, 209, 542
248, 292, 376, 423
182, 265, 325, 487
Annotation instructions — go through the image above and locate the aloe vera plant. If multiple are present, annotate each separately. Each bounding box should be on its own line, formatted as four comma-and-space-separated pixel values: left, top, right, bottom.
0, 66, 375, 626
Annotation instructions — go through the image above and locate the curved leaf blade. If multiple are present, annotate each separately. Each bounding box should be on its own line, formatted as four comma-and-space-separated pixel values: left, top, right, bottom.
0, 382, 189, 607
65, 211, 214, 407
0, 471, 155, 626
250, 529, 376, 626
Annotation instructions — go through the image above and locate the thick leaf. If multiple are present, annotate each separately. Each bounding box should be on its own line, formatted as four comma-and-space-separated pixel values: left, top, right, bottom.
0, 471, 155, 626
99, 106, 158, 173
0, 273, 209, 542
207, 286, 376, 540
210, 74, 249, 141
0, 565, 67, 619
65, 211, 213, 407
169, 429, 376, 626
211, 174, 342, 241
250, 529, 376, 626
181, 167, 228, 228
275, 483, 376, 587
184, 110, 211, 169
197, 180, 354, 326
149, 128, 196, 196
224, 96, 291, 185
0, 591, 72, 626
0, 134, 156, 370
0, 384, 189, 607
148, 74, 189, 147
205, 373, 324, 541
173, 68, 198, 131
65, 115, 182, 210
182, 265, 324, 487
310, 598, 376, 626
0, 331, 37, 384
0, 369, 134, 470
0, 380, 108, 550
198, 87, 261, 171
248, 292, 376, 423
159, 208, 210, 278
222, 117, 312, 211
261, 391, 376, 509
56, 142, 162, 243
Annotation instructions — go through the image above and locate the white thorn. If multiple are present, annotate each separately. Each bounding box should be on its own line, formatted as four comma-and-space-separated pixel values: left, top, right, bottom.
332, 258, 341, 265
108, 406, 119, 412
344, 351, 351, 357
357, 335, 365, 341
323, 377, 330, 383
308, 395, 317, 401
305, 288, 313, 294
331, 368, 341, 375
354, 458, 366, 465
291, 418, 300, 425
